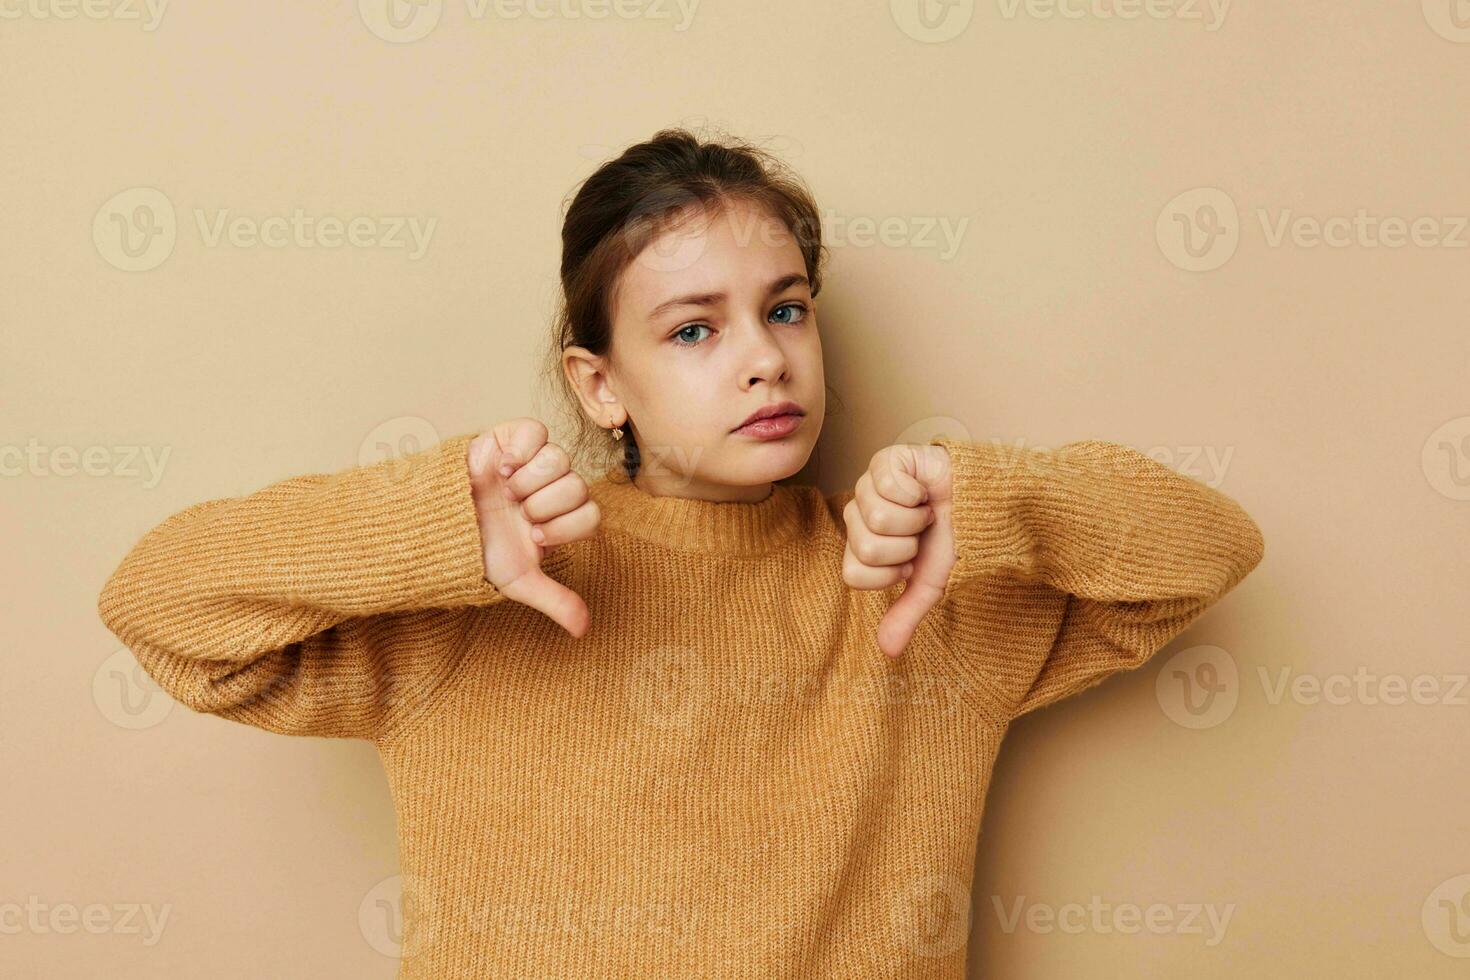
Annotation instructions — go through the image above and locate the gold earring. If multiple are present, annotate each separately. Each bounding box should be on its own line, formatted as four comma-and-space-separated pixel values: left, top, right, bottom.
610, 418, 624, 441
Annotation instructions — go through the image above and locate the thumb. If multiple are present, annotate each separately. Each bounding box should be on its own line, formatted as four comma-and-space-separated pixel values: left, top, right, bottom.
876, 574, 945, 658
875, 483, 956, 658
496, 565, 590, 639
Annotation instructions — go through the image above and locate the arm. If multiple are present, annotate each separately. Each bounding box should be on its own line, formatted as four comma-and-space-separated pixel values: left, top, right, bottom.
928, 435, 1265, 721
96, 431, 528, 742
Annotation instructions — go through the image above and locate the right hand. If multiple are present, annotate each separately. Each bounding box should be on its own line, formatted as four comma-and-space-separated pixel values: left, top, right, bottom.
466, 418, 599, 638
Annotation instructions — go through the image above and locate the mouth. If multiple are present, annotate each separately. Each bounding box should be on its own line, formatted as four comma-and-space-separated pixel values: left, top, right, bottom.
732, 401, 807, 437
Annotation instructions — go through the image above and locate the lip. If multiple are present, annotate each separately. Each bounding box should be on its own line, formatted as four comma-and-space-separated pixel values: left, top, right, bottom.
732, 401, 807, 439
734, 401, 806, 430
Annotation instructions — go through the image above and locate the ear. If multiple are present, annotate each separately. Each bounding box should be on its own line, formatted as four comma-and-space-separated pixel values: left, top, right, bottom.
562, 346, 624, 427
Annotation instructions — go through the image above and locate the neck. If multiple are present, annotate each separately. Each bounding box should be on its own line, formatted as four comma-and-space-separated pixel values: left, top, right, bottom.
631, 467, 776, 505
588, 463, 807, 557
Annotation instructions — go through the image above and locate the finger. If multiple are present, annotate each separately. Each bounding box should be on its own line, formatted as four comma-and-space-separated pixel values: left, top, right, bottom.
868, 447, 931, 507
842, 543, 913, 589
530, 499, 601, 546
855, 478, 935, 537
844, 499, 920, 568
468, 434, 519, 519
516, 469, 584, 522
489, 417, 550, 479
876, 576, 945, 658
505, 441, 571, 498
496, 565, 591, 638
466, 432, 501, 484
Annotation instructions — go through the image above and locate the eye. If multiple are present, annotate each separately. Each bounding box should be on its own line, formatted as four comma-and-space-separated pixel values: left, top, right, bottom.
671, 323, 712, 347
770, 302, 808, 325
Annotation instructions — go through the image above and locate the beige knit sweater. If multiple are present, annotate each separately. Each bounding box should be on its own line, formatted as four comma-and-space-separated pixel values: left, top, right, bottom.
96, 431, 1265, 978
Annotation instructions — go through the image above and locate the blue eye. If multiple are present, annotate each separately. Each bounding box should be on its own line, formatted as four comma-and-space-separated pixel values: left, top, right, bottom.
671, 324, 711, 347
770, 302, 808, 325
669, 303, 808, 348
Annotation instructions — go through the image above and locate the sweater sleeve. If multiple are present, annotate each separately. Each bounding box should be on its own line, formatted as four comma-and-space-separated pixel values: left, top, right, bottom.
96, 431, 514, 742
927, 435, 1265, 721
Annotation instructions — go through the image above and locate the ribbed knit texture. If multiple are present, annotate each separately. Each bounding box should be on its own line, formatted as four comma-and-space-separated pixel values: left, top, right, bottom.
96, 431, 1265, 978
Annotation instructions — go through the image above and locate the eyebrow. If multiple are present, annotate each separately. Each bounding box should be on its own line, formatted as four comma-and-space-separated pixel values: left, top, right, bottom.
646, 274, 810, 320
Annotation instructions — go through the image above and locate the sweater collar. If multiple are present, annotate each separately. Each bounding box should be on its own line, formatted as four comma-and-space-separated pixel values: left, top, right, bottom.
586, 464, 807, 557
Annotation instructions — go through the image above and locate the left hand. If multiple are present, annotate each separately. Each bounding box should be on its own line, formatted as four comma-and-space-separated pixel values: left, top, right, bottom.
841, 444, 957, 658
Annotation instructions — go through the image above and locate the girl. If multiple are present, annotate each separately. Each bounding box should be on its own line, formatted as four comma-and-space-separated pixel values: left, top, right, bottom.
97, 128, 1265, 978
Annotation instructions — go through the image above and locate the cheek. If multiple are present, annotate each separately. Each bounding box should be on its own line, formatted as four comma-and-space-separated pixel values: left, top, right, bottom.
795, 331, 824, 382
638, 368, 720, 433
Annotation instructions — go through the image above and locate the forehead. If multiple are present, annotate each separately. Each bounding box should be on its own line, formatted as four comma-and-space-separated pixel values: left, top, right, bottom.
615, 200, 807, 314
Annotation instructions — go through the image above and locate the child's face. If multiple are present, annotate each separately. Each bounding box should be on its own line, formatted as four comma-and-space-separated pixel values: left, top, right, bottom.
604, 197, 825, 497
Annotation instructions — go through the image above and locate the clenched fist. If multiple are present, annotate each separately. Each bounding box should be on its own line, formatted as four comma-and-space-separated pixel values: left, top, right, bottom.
467, 418, 600, 638
841, 443, 957, 658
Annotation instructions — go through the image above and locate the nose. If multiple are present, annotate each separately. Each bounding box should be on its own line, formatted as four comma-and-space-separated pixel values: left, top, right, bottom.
737, 316, 790, 389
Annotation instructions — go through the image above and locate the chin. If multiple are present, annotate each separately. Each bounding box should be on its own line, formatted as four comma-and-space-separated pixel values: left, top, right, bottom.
733, 440, 812, 482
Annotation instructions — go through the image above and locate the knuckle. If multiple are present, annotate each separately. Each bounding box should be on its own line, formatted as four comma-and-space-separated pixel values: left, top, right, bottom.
467, 434, 494, 476
528, 442, 558, 476
510, 417, 549, 451
866, 508, 890, 535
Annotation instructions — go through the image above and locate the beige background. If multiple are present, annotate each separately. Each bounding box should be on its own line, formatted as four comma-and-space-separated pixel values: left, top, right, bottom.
5, 0, 1469, 976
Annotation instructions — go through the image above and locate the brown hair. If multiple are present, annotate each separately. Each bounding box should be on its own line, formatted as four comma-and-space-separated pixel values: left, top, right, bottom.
541, 126, 837, 481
